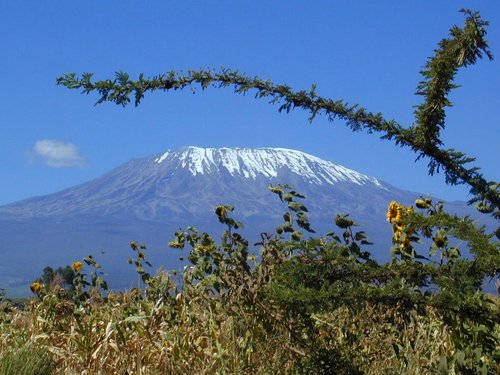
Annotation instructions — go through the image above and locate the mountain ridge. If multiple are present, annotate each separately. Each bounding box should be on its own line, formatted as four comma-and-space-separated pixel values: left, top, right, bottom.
0, 146, 491, 296
0, 147, 390, 220
152, 146, 387, 188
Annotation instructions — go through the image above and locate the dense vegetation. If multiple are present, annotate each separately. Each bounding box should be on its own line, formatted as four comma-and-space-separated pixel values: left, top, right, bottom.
0, 190, 498, 373
1, 9, 498, 375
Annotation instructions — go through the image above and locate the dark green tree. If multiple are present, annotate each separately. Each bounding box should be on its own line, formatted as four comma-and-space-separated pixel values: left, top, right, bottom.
39, 265, 76, 291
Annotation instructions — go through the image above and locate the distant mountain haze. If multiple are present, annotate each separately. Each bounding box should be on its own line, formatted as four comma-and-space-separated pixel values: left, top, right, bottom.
0, 147, 491, 296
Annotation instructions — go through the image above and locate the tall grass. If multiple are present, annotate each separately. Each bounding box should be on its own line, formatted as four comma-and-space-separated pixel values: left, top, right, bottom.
1, 269, 498, 374
0, 345, 53, 375
1, 194, 499, 374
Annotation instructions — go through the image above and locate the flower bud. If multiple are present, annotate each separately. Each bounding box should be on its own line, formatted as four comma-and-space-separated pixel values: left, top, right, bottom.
335, 214, 353, 229
415, 199, 430, 209
400, 239, 411, 250
30, 281, 43, 294
291, 231, 302, 241
476, 203, 493, 213
433, 236, 446, 248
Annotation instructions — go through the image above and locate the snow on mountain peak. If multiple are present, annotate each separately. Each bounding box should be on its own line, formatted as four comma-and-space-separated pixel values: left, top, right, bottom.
153, 146, 386, 188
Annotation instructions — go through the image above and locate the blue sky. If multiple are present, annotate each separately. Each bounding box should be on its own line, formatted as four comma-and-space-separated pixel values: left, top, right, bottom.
1, 1, 498, 205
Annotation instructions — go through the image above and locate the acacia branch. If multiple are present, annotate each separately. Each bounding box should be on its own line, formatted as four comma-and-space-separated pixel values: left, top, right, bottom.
413, 9, 493, 146
56, 10, 499, 215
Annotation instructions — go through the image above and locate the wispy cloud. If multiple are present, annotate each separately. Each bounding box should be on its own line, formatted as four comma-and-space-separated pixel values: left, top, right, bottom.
31, 139, 86, 168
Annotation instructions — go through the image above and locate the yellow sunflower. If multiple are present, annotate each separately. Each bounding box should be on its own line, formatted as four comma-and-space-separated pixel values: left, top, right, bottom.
72, 261, 83, 272
30, 281, 43, 294
401, 239, 412, 250
386, 201, 400, 223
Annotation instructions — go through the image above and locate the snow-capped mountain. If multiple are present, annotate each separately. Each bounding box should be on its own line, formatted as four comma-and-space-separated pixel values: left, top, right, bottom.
154, 147, 386, 187
0, 147, 391, 222
0, 147, 487, 296
0, 147, 391, 221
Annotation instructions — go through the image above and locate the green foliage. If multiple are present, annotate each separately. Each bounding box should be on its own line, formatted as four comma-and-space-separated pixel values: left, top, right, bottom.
0, 345, 53, 375
72, 255, 108, 305
169, 204, 251, 293
267, 193, 499, 373
4, 188, 498, 373
39, 265, 76, 291
166, 183, 499, 372
129, 241, 152, 284
413, 9, 493, 146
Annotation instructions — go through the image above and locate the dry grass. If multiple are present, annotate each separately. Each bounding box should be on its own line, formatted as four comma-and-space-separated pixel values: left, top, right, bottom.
2, 271, 498, 374
1, 274, 297, 374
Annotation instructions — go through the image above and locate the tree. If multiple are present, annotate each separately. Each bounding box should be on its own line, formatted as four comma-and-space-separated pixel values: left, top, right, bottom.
38, 265, 76, 291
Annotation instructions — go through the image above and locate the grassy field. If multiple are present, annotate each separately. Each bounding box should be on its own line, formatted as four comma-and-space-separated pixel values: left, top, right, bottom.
1, 264, 499, 374
1, 197, 499, 374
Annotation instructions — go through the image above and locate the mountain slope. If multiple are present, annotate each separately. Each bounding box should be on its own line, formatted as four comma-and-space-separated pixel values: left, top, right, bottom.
0, 147, 488, 296
0, 147, 388, 220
